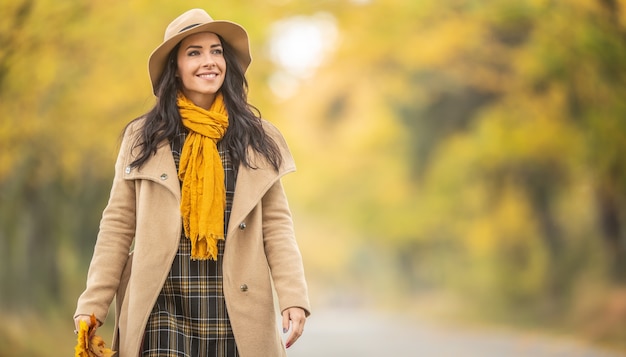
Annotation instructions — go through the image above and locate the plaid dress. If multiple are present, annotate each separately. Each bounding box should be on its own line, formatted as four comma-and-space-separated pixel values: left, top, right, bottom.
141, 129, 239, 357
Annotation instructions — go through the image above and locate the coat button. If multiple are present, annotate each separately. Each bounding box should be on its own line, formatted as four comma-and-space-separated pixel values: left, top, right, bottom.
239, 222, 246, 230
125, 166, 131, 174
160, 173, 168, 180
240, 284, 248, 292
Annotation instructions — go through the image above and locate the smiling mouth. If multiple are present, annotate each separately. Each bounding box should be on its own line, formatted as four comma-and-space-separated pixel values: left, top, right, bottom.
197, 73, 218, 79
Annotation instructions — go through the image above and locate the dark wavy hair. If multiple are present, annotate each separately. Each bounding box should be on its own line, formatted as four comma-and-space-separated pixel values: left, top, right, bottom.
127, 34, 282, 171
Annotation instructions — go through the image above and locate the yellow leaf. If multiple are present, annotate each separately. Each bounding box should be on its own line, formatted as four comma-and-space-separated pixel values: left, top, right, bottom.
74, 319, 90, 357
74, 314, 116, 357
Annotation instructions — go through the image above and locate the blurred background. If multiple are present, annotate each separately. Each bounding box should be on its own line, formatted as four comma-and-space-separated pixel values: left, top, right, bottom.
1, 0, 626, 356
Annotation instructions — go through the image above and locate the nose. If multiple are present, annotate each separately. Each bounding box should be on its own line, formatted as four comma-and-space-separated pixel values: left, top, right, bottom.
202, 53, 216, 68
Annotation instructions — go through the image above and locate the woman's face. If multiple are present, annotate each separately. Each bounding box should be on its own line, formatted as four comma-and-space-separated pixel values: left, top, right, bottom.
176, 32, 226, 109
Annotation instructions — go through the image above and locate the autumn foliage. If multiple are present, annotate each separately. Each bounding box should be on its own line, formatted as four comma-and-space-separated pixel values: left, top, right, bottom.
74, 315, 115, 357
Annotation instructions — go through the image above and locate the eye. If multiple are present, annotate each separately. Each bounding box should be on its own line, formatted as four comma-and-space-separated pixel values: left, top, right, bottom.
211, 48, 223, 55
187, 50, 200, 56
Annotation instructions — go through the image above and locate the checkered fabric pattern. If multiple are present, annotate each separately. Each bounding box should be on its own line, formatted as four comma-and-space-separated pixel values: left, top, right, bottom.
141, 130, 239, 357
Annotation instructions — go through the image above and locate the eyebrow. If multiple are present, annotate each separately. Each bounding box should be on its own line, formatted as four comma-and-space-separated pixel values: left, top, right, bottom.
185, 43, 223, 50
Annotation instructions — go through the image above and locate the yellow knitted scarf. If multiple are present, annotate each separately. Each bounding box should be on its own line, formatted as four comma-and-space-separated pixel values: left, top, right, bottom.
177, 92, 229, 260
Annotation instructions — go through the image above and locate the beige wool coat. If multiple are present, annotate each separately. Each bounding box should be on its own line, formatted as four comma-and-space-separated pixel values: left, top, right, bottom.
75, 119, 311, 357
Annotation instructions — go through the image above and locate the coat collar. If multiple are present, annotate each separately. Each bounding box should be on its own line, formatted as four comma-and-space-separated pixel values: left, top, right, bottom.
122, 121, 296, 237
123, 142, 181, 202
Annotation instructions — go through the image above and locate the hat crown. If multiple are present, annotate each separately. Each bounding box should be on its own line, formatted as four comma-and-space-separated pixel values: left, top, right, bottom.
164, 9, 213, 41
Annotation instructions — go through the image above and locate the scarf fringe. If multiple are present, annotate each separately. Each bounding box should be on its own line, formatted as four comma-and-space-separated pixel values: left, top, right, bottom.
189, 234, 224, 261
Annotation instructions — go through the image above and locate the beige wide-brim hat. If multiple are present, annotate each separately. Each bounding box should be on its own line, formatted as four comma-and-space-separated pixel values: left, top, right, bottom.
148, 8, 251, 94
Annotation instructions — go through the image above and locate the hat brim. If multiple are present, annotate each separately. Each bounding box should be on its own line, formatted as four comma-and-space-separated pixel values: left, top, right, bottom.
148, 21, 251, 95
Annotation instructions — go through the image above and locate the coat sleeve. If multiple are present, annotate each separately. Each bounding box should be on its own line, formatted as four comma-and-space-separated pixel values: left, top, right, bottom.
74, 126, 137, 324
261, 179, 311, 317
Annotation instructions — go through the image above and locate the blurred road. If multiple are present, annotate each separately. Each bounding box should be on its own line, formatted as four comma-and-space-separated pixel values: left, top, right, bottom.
286, 307, 626, 357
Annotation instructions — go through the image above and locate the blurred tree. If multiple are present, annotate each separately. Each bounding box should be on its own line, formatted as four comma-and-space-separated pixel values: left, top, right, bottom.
278, 0, 626, 323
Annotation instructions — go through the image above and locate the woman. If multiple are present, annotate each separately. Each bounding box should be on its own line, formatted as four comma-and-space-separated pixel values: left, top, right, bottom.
74, 8, 311, 357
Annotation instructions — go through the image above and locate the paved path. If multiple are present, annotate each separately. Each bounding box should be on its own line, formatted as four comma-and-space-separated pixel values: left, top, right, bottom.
286, 307, 626, 357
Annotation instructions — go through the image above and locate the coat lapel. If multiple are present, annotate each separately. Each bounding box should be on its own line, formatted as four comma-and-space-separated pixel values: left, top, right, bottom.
124, 142, 181, 202
227, 152, 295, 236
227, 121, 296, 235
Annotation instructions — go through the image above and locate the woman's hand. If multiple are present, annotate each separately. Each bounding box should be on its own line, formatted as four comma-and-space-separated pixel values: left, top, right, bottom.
282, 307, 307, 349
74, 314, 98, 337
